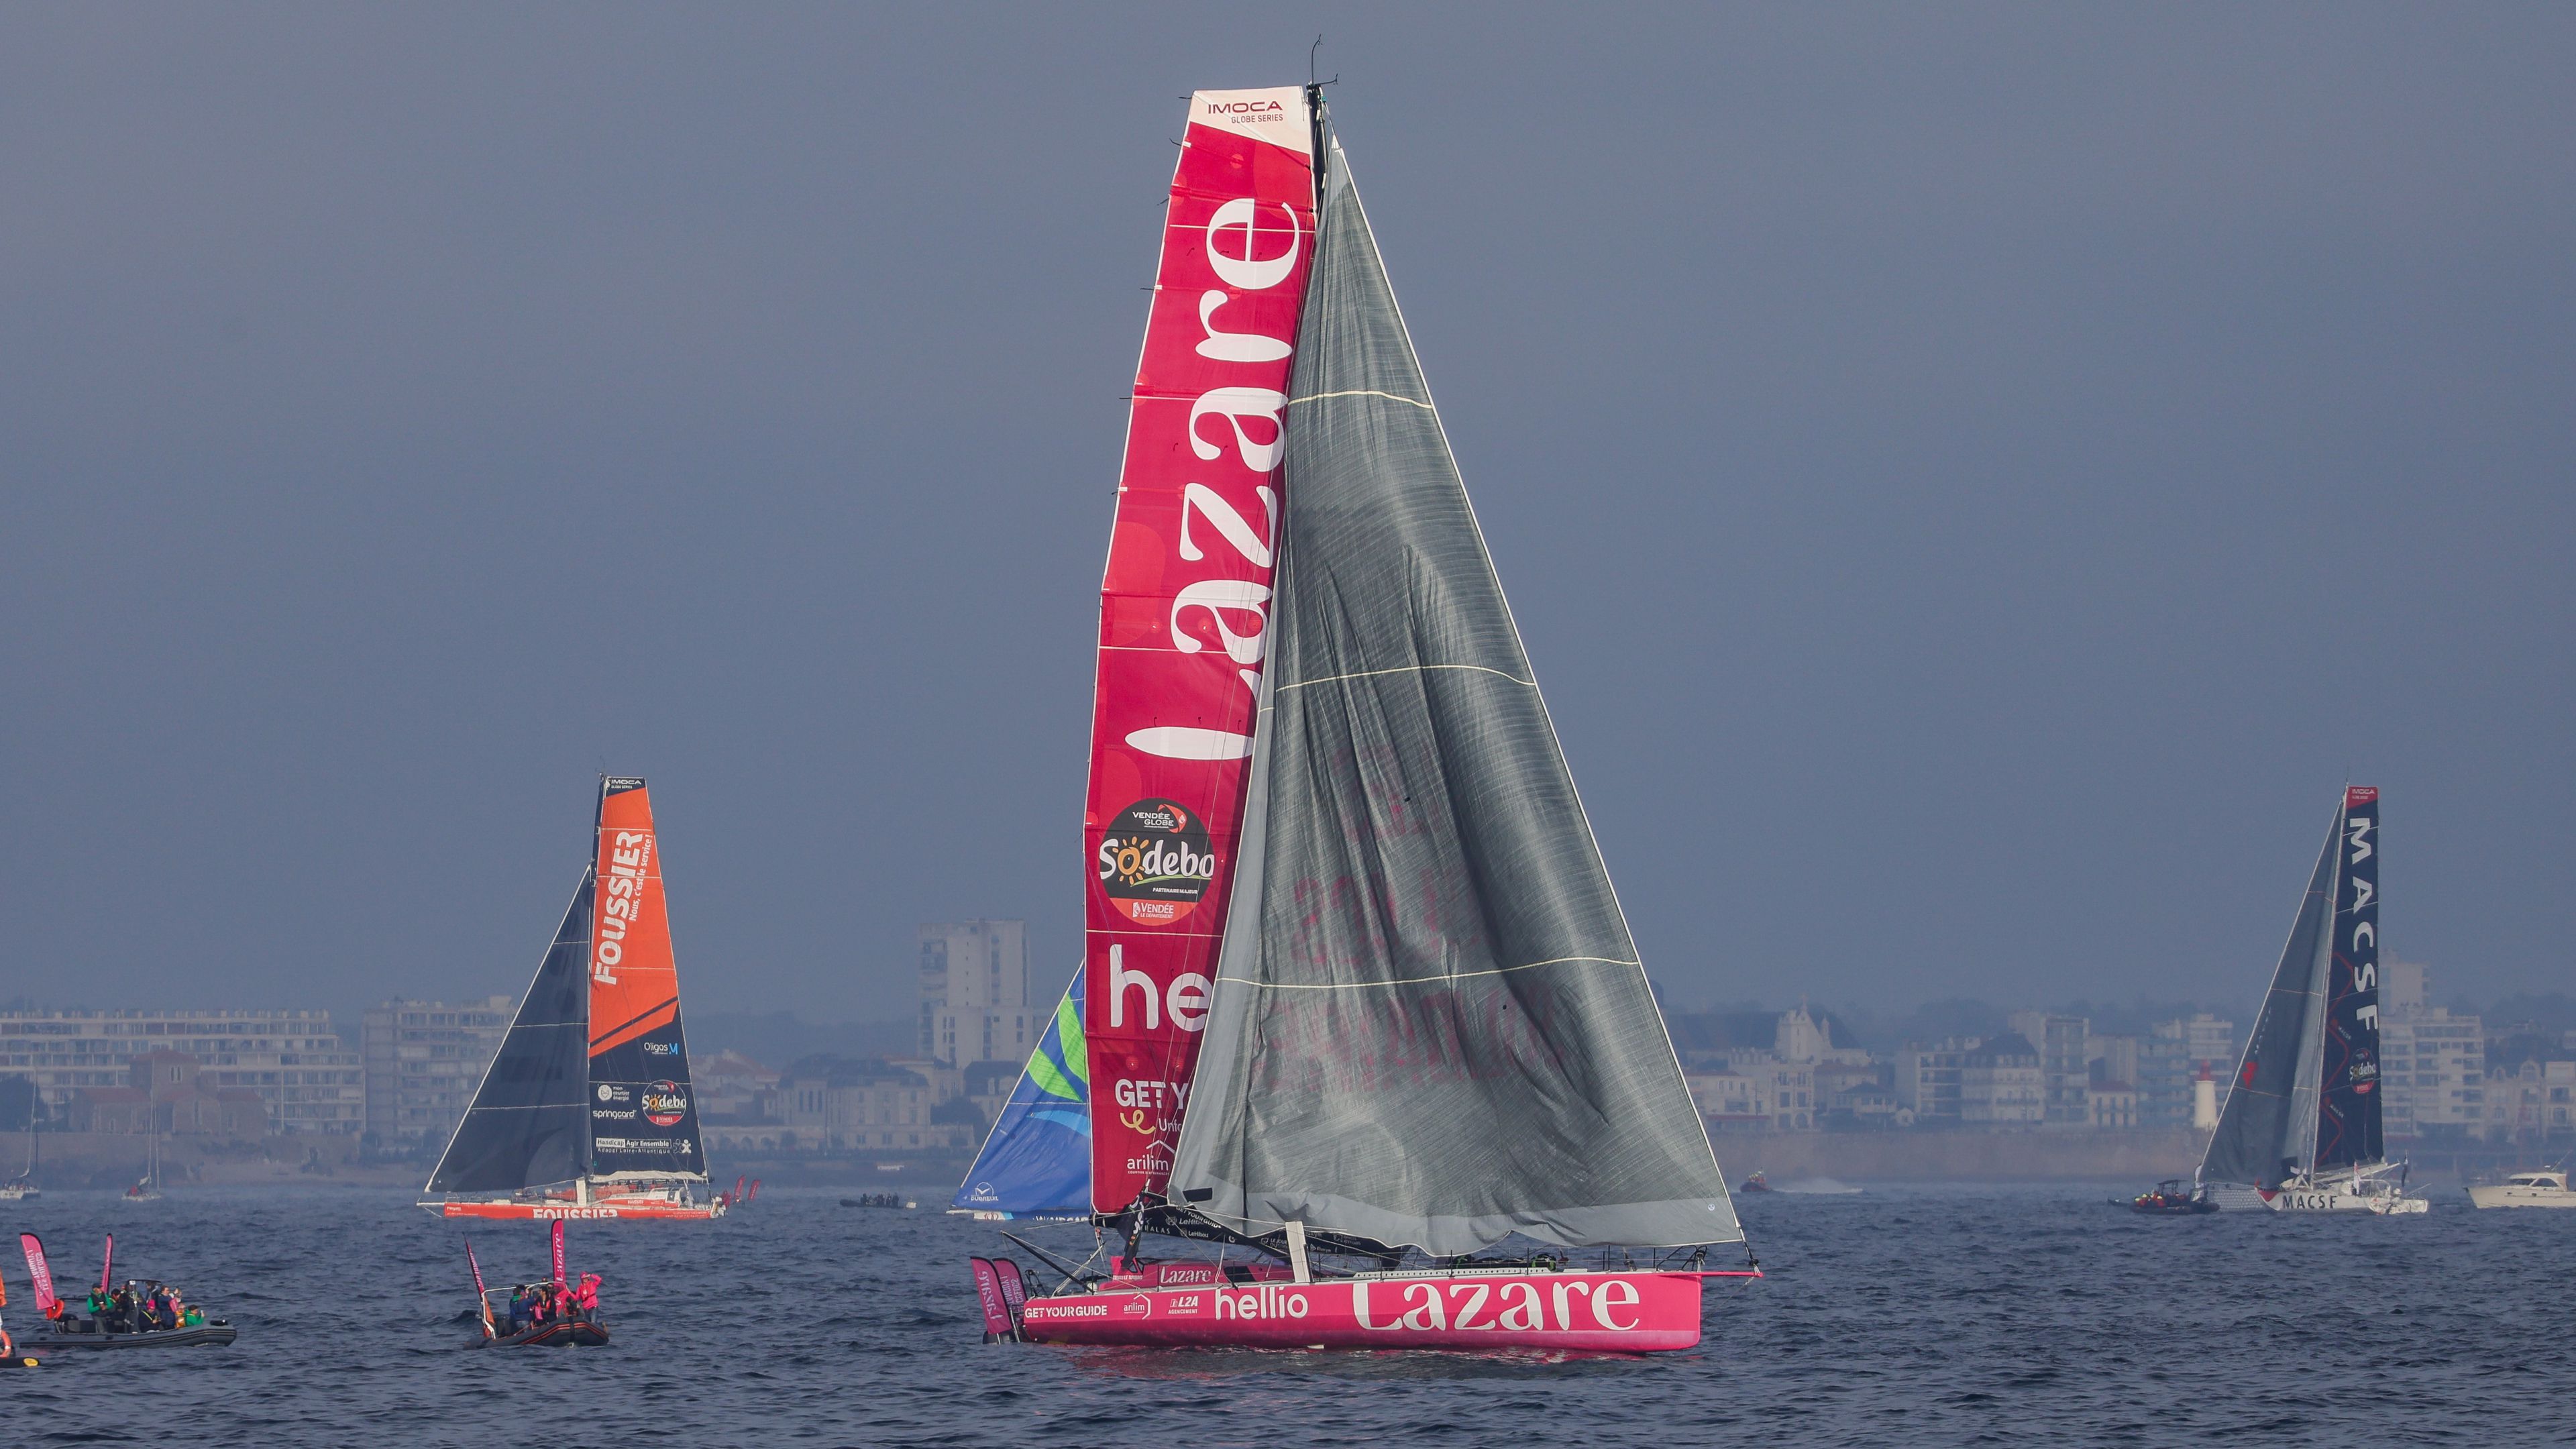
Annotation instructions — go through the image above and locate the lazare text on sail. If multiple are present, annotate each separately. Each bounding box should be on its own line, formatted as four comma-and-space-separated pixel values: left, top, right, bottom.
1129, 184, 1306, 761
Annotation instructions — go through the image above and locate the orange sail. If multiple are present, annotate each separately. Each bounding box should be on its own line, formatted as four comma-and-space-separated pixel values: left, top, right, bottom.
585, 777, 703, 1180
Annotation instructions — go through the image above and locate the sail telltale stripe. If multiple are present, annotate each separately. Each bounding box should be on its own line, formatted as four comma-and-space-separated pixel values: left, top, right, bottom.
1277, 663, 1536, 692
1218, 954, 1646, 990
1287, 388, 1435, 409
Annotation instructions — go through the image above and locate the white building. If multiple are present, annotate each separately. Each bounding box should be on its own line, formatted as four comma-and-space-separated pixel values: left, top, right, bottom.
1684, 1068, 1771, 1132
2482, 1060, 2576, 1146
1960, 1034, 2044, 1125
361, 996, 515, 1146
2379, 963, 2484, 1140
1897, 1039, 1976, 1122
918, 920, 1041, 1067
2008, 1012, 2092, 1126
0, 1008, 362, 1134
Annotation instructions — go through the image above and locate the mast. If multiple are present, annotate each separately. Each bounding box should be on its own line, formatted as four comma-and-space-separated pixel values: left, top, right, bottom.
1079, 87, 1320, 1217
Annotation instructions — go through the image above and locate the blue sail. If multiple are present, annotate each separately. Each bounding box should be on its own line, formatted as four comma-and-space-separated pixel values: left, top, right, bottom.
951, 967, 1089, 1218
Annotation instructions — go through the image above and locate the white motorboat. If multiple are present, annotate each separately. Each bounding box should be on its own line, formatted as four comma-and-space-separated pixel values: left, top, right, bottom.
2466, 1169, 2576, 1210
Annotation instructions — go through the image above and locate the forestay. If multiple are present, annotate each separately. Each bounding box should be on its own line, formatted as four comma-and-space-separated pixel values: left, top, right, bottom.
1167, 146, 1739, 1258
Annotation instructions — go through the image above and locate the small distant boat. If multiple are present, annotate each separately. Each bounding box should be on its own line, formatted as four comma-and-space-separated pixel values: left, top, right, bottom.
466, 1223, 609, 1349
2125, 1179, 2217, 1216
1772, 1178, 1862, 1196
420, 777, 722, 1222
123, 1138, 164, 1202
37, 1320, 235, 1350
2467, 1169, 2576, 1210
2200, 788, 2427, 1216
841, 1194, 915, 1210
1736, 1171, 1772, 1193
18, 1233, 232, 1350
0, 1095, 40, 1201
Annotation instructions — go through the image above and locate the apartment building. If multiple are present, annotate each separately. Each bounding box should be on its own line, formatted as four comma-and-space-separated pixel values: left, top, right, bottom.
0, 1008, 361, 1134
360, 996, 514, 1148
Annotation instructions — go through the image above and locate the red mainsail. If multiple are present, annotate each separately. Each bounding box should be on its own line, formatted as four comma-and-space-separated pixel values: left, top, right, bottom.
1084, 87, 1318, 1214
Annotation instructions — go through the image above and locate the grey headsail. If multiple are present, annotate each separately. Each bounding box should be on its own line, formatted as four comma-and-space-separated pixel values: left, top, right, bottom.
2200, 804, 2342, 1189
424, 869, 594, 1194
1165, 144, 1739, 1258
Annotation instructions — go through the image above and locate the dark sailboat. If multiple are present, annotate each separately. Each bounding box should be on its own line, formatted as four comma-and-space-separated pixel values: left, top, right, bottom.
421, 777, 719, 1221
983, 85, 1751, 1352
2194, 787, 2424, 1214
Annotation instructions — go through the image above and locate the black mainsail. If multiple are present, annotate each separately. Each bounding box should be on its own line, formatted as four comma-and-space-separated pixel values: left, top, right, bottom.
1166, 140, 1740, 1258
2200, 788, 2384, 1189
425, 871, 596, 1194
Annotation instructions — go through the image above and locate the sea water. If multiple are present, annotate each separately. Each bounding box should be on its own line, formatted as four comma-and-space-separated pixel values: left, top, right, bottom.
1, 1183, 2564, 1446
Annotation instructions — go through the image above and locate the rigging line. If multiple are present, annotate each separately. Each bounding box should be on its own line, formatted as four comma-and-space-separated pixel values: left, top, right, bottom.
1286, 388, 1434, 410
1277, 662, 1535, 692
1218, 955, 1642, 990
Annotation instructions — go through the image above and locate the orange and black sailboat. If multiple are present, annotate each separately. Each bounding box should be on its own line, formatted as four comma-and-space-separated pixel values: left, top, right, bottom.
420, 777, 720, 1221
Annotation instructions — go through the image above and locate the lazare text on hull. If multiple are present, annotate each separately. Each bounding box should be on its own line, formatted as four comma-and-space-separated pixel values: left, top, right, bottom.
417, 776, 724, 1222
953, 81, 1754, 1353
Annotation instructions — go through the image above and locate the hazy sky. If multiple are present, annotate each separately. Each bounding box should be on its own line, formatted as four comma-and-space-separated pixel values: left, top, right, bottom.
4, 5, 2569, 1030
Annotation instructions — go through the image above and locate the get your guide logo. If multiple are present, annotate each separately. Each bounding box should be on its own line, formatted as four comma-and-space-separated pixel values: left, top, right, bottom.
1097, 798, 1217, 926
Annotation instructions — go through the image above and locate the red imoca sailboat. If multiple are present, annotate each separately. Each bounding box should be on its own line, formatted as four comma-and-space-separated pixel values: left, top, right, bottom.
421, 777, 722, 1221
971, 85, 1754, 1354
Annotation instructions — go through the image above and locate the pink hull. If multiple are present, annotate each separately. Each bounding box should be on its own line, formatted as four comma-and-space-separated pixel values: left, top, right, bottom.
1020, 1270, 1703, 1353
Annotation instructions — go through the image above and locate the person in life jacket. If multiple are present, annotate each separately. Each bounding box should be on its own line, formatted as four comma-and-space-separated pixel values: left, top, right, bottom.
573, 1273, 600, 1318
